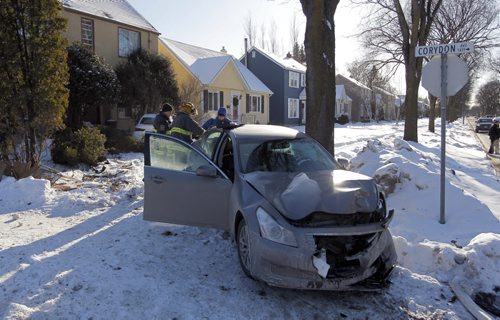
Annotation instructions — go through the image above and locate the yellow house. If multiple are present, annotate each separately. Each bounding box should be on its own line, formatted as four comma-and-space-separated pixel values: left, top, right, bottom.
61, 0, 159, 67
159, 38, 273, 124
61, 0, 160, 129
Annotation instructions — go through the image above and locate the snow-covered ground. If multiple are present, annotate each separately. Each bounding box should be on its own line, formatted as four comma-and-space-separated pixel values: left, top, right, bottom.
1, 120, 498, 319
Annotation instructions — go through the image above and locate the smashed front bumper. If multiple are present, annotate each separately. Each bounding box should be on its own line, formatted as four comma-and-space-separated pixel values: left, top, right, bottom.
248, 210, 397, 291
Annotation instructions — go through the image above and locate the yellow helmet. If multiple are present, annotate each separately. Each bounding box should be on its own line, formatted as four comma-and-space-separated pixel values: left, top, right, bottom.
180, 102, 197, 115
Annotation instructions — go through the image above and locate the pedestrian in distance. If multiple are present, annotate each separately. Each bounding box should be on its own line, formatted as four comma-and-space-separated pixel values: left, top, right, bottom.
153, 103, 174, 134
202, 107, 232, 130
488, 118, 500, 155
170, 102, 205, 144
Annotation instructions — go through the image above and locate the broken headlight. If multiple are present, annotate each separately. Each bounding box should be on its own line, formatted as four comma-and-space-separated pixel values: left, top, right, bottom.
256, 207, 297, 247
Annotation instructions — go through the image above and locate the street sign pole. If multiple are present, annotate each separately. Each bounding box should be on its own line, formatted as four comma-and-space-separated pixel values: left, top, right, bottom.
439, 53, 447, 224
419, 41, 473, 225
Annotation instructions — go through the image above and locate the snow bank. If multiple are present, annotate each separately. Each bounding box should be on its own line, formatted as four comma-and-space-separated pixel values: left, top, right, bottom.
0, 177, 52, 213
395, 233, 500, 295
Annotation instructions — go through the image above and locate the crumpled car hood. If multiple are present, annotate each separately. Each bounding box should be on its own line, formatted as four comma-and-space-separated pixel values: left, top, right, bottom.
244, 170, 379, 220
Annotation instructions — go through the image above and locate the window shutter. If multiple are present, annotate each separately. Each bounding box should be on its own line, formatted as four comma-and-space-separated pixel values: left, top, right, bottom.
203, 90, 209, 113
261, 95, 265, 114
219, 91, 224, 108
246, 94, 250, 113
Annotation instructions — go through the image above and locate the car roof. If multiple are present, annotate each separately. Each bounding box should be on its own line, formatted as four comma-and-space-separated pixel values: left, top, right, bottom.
141, 114, 157, 118
229, 125, 305, 141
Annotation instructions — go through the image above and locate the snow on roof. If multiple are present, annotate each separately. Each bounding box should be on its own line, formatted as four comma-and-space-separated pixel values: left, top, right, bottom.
161, 38, 272, 94
299, 88, 306, 100
373, 86, 397, 98
190, 56, 232, 85
161, 38, 228, 66
338, 74, 371, 91
234, 59, 273, 94
62, 0, 158, 33
248, 47, 306, 73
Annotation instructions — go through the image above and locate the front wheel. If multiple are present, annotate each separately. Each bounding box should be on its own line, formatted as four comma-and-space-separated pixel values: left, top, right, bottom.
237, 219, 254, 279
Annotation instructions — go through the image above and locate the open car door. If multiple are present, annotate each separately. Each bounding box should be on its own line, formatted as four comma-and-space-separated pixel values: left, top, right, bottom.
144, 133, 231, 230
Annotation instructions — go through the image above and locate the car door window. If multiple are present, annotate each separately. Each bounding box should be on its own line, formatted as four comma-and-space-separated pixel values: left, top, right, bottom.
198, 131, 222, 158
150, 135, 211, 173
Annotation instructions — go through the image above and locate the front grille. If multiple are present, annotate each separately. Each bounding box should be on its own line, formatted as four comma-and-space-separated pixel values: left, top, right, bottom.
315, 234, 378, 256
290, 210, 385, 228
314, 233, 380, 278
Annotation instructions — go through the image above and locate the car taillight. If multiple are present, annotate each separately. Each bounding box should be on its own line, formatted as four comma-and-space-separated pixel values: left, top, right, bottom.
135, 128, 145, 131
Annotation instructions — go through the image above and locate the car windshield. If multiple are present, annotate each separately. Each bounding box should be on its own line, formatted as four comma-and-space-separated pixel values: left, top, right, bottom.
141, 117, 155, 125
478, 119, 492, 123
240, 138, 336, 173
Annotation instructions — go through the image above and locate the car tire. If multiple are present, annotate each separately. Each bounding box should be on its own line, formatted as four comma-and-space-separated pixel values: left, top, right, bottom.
237, 219, 254, 279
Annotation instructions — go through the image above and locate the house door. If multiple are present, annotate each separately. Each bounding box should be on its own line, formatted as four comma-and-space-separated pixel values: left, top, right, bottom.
231, 92, 240, 123
300, 101, 306, 125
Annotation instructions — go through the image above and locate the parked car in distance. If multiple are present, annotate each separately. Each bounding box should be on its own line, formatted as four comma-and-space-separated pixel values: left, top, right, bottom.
133, 114, 156, 141
143, 125, 397, 291
475, 117, 493, 133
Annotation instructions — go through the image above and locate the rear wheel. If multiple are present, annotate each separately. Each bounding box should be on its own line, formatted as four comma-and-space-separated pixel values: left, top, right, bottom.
237, 219, 254, 279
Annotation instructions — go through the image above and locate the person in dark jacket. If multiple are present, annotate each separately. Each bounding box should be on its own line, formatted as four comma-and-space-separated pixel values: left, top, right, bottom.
153, 103, 173, 134
488, 118, 500, 154
202, 107, 232, 129
170, 102, 205, 143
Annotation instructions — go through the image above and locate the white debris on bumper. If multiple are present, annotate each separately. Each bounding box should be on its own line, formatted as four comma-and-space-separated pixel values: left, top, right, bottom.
312, 249, 330, 278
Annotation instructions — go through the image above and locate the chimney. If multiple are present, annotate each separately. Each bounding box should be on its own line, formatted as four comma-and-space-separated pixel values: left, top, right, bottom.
220, 46, 227, 53
244, 38, 248, 67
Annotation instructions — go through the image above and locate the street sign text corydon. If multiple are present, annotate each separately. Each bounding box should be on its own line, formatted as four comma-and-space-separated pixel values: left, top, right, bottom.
415, 42, 474, 57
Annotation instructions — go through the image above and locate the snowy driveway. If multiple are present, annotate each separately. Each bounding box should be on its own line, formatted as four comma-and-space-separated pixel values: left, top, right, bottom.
1, 120, 498, 319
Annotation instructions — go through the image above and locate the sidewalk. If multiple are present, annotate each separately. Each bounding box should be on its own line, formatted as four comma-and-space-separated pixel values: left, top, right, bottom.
467, 117, 500, 174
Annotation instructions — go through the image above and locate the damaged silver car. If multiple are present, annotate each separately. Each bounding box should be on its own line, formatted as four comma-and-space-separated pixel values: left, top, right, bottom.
143, 125, 397, 290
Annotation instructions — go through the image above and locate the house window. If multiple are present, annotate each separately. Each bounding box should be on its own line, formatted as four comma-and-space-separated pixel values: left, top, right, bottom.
288, 98, 299, 118
300, 73, 306, 87
252, 51, 256, 58
207, 90, 221, 111
117, 107, 127, 119
81, 18, 94, 52
250, 95, 262, 112
289, 71, 299, 88
118, 28, 140, 57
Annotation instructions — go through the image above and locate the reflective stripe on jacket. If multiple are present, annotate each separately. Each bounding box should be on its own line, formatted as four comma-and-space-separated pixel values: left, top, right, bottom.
170, 127, 191, 136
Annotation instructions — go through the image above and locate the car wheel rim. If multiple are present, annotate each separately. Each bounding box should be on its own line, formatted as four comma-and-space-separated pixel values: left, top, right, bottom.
239, 224, 251, 270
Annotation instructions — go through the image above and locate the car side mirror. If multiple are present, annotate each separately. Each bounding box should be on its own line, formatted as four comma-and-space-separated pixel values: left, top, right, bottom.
337, 158, 350, 170
196, 165, 218, 178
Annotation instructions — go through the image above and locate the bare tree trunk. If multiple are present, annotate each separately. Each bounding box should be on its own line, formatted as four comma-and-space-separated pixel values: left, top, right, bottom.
268, 19, 278, 54
244, 14, 257, 47
428, 94, 437, 132
300, 0, 339, 155
403, 61, 420, 142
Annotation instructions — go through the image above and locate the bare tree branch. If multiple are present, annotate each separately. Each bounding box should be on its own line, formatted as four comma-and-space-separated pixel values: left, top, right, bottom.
243, 13, 257, 47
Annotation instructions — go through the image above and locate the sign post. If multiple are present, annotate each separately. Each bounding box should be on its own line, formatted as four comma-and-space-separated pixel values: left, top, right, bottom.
417, 42, 473, 224
439, 53, 447, 224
